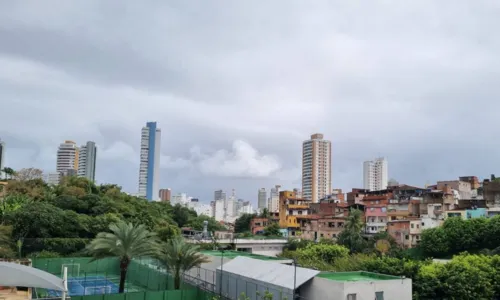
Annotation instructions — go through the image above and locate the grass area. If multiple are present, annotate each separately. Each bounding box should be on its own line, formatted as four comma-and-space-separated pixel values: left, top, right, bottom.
316, 271, 401, 281
201, 250, 290, 261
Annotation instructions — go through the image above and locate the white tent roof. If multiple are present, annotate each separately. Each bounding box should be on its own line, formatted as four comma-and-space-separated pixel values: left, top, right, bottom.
217, 256, 319, 291
0, 262, 66, 291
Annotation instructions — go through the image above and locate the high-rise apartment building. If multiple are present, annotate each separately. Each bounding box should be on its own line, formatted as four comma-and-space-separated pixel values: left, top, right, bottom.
258, 188, 267, 209
268, 185, 281, 213
0, 139, 4, 177
302, 133, 332, 203
56, 140, 79, 179
363, 157, 388, 191
159, 188, 171, 202
214, 189, 226, 201
138, 122, 161, 201
77, 141, 97, 182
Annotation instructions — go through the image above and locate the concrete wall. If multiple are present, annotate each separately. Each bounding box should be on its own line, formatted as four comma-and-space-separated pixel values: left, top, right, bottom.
241, 243, 284, 256
301, 277, 412, 300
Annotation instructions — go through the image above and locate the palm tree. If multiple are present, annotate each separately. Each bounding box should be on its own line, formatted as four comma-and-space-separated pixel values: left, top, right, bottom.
86, 221, 160, 293
259, 208, 270, 218
337, 208, 366, 253
157, 236, 210, 289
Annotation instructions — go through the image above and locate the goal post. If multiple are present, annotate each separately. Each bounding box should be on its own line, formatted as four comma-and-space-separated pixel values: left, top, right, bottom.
84, 285, 113, 295
61, 263, 80, 278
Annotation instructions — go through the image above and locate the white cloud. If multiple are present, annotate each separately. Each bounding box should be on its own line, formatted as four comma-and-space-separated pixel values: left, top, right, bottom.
195, 140, 282, 178
98, 139, 281, 178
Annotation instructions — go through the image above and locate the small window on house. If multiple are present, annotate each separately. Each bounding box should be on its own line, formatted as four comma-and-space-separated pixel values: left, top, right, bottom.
405, 235, 409, 240
370, 207, 375, 211
347, 294, 357, 300
417, 224, 420, 228
411, 224, 414, 228
421, 222, 425, 226
375, 291, 384, 300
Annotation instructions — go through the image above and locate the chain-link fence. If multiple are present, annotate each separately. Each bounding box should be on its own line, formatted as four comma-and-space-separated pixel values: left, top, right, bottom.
30, 257, 308, 300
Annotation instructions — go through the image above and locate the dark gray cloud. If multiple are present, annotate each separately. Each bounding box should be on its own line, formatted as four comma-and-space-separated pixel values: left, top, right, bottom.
1, 1, 500, 203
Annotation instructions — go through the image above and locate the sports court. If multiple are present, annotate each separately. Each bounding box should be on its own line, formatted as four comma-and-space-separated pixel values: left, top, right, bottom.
32, 258, 165, 298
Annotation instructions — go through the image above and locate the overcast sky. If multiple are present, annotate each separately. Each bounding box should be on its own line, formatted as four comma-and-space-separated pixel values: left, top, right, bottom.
1, 1, 499, 203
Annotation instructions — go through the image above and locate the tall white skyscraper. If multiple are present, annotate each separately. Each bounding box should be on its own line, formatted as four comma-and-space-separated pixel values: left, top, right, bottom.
268, 185, 281, 213
302, 133, 332, 203
258, 188, 267, 209
78, 141, 97, 182
56, 140, 79, 174
363, 157, 388, 191
138, 122, 161, 201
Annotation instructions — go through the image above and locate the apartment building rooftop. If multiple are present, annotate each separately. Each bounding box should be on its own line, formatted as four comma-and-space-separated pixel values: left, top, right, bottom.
201, 250, 290, 262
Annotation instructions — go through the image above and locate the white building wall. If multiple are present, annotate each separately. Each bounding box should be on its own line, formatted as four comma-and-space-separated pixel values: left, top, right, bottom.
171, 193, 189, 205
301, 277, 412, 300
137, 127, 149, 198
239, 203, 254, 215
214, 199, 225, 221
188, 202, 212, 217
363, 157, 388, 191
45, 172, 61, 185
56, 141, 79, 175
302, 134, 331, 203
152, 129, 161, 201
268, 185, 280, 213
258, 188, 267, 209
77, 141, 97, 182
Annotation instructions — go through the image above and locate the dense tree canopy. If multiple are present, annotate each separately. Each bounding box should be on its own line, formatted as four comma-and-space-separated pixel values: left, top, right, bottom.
420, 215, 500, 258
0, 169, 224, 257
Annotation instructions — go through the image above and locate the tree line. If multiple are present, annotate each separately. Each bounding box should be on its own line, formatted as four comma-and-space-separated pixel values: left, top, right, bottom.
0, 168, 224, 257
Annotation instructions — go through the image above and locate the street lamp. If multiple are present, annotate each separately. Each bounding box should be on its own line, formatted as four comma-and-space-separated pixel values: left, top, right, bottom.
292, 258, 297, 300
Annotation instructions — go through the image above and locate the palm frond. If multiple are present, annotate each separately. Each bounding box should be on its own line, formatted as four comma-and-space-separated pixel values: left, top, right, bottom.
86, 221, 160, 261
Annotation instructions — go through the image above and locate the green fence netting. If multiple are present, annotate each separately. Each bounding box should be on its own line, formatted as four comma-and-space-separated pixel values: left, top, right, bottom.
32, 257, 120, 277
31, 257, 209, 299
69, 289, 216, 300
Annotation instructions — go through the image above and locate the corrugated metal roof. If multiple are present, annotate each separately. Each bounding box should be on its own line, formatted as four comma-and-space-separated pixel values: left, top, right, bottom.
217, 256, 319, 290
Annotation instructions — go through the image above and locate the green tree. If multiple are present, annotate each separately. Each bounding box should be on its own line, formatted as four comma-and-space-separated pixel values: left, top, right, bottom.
188, 215, 224, 232
86, 222, 160, 293
156, 224, 181, 242
337, 209, 366, 253
263, 223, 281, 236
259, 208, 270, 218
8, 202, 84, 239
419, 227, 449, 257
0, 194, 32, 224
235, 213, 256, 233
2, 167, 15, 180
0, 225, 14, 258
157, 236, 210, 289
172, 204, 195, 228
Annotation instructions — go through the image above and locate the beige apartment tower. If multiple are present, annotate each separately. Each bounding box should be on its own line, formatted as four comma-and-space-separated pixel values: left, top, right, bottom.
302, 133, 331, 203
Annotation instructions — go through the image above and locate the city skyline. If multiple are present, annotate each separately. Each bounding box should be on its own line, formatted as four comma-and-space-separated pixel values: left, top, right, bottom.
2, 2, 500, 204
